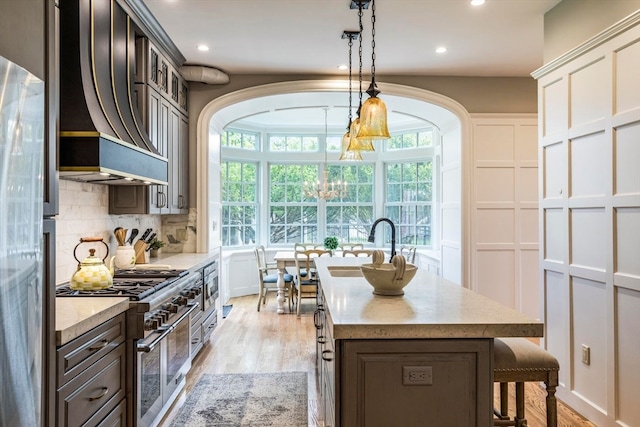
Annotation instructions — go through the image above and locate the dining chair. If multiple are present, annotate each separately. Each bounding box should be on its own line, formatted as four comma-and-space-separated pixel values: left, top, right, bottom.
339, 243, 364, 252
342, 249, 374, 257
292, 248, 332, 316
254, 245, 294, 312
400, 245, 417, 264
294, 242, 323, 251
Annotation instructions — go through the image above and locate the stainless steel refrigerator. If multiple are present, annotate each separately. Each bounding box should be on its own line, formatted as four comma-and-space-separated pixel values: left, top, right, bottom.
0, 54, 46, 426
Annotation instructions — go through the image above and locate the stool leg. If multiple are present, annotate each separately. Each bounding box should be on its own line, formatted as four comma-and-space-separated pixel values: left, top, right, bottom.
546, 382, 558, 427
499, 382, 509, 419
515, 382, 526, 427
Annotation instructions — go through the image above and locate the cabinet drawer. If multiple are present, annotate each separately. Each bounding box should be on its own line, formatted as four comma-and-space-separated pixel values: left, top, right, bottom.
57, 343, 127, 427
202, 309, 217, 342
96, 398, 127, 427
191, 324, 203, 357
57, 313, 126, 385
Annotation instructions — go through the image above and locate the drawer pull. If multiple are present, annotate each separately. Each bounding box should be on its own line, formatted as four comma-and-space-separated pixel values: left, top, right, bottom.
317, 336, 327, 345
88, 340, 109, 351
322, 349, 334, 362
88, 387, 109, 401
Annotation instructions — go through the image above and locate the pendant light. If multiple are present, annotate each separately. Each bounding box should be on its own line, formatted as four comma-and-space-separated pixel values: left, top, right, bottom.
340, 30, 363, 161
347, 0, 375, 152
356, 0, 390, 141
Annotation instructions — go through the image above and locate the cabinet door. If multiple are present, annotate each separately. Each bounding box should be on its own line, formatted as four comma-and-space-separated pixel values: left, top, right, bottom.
177, 113, 189, 212
168, 108, 180, 212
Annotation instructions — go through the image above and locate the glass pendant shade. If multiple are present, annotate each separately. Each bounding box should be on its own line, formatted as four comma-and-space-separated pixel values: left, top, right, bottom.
346, 117, 374, 151
340, 126, 363, 161
356, 96, 390, 140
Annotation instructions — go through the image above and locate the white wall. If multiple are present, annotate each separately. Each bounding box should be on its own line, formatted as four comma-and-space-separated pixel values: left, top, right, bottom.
533, 12, 640, 427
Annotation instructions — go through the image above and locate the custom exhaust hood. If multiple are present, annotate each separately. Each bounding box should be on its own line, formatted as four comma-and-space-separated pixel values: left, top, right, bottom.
58, 0, 167, 185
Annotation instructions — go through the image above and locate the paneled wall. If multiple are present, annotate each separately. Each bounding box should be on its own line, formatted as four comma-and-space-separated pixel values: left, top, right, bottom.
470, 115, 539, 320
533, 12, 640, 427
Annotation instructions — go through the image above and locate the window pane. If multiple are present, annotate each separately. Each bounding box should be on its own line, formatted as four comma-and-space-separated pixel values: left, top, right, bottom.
221, 160, 258, 247
270, 136, 285, 151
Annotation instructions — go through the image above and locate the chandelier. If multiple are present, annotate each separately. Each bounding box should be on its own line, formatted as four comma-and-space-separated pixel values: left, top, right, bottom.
303, 108, 349, 200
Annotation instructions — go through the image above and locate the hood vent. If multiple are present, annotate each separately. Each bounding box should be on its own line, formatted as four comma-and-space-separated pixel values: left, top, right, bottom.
59, 0, 167, 185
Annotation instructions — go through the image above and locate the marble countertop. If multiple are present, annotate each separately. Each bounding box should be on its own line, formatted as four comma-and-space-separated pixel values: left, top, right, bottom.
314, 257, 543, 340
134, 250, 219, 271
56, 297, 130, 346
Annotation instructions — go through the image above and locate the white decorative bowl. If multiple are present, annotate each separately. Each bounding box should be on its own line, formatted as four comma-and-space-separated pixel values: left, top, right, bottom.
360, 262, 417, 296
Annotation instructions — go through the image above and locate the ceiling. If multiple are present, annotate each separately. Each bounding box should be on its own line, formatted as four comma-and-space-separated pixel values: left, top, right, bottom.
142, 0, 561, 129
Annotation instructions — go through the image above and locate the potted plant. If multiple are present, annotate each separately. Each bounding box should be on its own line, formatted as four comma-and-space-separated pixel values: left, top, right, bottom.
323, 236, 339, 254
148, 237, 165, 258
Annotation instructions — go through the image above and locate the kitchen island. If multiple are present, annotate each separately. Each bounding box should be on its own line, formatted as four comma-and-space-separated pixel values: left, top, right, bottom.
313, 257, 543, 427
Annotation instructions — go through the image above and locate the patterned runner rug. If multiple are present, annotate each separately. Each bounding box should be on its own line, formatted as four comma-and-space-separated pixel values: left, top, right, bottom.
169, 372, 308, 426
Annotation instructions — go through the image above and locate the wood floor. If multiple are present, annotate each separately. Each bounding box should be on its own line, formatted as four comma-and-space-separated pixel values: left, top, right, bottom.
160, 294, 595, 427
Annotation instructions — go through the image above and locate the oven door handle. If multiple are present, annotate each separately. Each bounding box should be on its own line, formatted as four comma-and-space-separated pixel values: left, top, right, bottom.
137, 302, 200, 353
138, 327, 172, 353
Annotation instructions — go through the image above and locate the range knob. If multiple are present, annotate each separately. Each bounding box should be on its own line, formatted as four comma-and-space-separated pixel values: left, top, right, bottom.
175, 295, 188, 306
193, 287, 202, 295
145, 318, 160, 330
167, 303, 178, 313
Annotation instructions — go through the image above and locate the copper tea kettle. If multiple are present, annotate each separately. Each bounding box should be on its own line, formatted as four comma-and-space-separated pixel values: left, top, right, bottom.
70, 237, 115, 290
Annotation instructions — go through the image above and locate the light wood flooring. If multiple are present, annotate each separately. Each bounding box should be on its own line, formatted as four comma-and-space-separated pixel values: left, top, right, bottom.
160, 295, 595, 427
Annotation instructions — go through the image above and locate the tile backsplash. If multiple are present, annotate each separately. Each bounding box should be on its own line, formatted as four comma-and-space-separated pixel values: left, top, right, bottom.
56, 180, 195, 285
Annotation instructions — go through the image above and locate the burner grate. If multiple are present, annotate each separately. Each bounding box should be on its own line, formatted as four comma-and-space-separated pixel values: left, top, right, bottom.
55, 277, 179, 300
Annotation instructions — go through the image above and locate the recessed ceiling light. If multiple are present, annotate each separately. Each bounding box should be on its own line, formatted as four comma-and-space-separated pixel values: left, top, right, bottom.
337, 64, 348, 70
435, 47, 447, 54
197, 45, 209, 52
470, 0, 485, 6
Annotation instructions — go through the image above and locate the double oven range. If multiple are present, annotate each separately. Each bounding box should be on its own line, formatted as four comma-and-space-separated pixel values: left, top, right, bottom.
56, 266, 217, 426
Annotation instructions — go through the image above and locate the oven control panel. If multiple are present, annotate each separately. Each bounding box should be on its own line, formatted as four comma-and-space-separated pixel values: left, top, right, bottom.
144, 274, 201, 331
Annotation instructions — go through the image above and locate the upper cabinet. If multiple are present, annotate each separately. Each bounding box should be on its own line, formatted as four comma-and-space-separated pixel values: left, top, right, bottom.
110, 37, 189, 215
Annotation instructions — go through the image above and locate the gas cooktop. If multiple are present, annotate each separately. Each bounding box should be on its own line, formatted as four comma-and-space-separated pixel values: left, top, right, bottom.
56, 276, 182, 301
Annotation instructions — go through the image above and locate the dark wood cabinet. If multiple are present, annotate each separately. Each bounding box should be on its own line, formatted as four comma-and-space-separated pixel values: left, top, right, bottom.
109, 38, 188, 215
56, 313, 130, 427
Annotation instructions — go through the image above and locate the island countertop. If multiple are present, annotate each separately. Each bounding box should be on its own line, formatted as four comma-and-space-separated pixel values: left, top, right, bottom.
314, 257, 543, 340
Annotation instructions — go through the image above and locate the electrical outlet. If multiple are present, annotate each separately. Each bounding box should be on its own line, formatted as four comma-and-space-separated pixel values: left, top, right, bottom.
402, 366, 432, 386
581, 344, 590, 365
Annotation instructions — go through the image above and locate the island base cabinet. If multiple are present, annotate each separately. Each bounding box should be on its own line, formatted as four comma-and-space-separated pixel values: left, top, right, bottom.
338, 339, 493, 427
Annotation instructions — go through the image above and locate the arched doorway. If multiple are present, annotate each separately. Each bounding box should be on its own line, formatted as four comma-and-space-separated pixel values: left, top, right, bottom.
194, 80, 473, 300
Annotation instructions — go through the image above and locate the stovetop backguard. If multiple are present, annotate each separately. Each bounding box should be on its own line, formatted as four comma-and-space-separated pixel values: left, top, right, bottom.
113, 269, 188, 279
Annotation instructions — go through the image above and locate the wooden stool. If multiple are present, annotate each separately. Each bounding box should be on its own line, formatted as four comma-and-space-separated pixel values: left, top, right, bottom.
493, 338, 560, 427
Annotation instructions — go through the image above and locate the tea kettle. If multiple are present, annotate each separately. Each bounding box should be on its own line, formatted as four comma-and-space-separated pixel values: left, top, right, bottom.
70, 237, 115, 290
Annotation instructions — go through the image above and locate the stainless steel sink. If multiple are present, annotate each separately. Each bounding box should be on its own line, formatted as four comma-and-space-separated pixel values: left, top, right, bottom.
327, 266, 363, 277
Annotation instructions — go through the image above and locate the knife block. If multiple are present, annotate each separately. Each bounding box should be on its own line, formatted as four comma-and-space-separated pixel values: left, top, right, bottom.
134, 240, 148, 264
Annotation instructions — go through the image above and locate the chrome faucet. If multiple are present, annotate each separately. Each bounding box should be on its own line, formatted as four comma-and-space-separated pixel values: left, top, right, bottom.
368, 218, 396, 263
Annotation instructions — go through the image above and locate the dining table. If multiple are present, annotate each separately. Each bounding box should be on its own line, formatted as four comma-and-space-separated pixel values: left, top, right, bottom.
272, 251, 308, 314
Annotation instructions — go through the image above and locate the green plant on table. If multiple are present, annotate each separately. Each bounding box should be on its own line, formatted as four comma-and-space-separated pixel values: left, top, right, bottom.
323, 236, 339, 251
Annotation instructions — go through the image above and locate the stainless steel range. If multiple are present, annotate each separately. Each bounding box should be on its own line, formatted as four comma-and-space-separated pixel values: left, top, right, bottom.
56, 269, 202, 426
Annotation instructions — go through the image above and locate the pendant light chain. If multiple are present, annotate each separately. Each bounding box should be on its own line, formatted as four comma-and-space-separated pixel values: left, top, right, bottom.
358, 3, 364, 113
347, 36, 353, 128
370, 0, 376, 83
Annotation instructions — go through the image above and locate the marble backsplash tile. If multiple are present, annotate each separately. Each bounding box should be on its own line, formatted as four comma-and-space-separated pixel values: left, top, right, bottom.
56, 180, 161, 285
